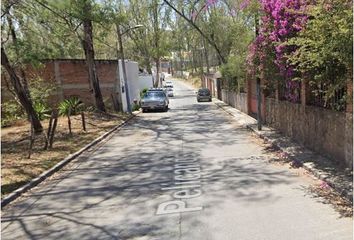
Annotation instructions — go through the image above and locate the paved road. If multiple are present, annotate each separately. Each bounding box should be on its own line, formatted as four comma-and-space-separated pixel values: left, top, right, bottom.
2, 78, 352, 240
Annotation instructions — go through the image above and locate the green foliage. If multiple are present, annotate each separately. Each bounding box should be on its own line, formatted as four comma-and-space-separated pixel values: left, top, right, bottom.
287, 0, 353, 100
1, 100, 25, 127
132, 103, 140, 111
219, 19, 253, 91
1, 76, 55, 127
33, 102, 51, 121
140, 88, 149, 98
29, 76, 56, 106
58, 97, 85, 116
30, 76, 55, 120
220, 47, 252, 92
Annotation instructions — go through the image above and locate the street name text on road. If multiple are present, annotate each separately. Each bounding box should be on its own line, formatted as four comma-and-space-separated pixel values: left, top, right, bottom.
156, 158, 203, 215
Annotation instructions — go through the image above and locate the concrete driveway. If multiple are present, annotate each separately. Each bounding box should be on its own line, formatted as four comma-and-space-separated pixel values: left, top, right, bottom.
1, 78, 352, 240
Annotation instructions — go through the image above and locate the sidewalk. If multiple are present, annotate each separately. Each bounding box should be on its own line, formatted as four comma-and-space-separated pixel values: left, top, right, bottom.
213, 98, 353, 203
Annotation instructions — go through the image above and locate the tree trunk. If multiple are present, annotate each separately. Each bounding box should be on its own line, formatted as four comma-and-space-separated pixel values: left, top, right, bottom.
155, 58, 160, 87
49, 111, 58, 148
1, 47, 43, 133
202, 37, 210, 74
83, 2, 106, 112
81, 112, 86, 131
146, 58, 152, 74
7, 16, 32, 100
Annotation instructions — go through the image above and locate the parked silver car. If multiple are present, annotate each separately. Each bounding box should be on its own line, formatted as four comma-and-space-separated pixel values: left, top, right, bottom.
140, 90, 169, 112
166, 87, 174, 97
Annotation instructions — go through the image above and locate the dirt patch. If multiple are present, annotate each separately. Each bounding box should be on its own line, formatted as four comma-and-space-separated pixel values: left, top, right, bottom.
1, 112, 130, 197
306, 183, 353, 218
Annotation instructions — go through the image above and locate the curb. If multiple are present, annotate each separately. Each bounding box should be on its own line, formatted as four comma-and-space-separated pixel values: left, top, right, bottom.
215, 101, 353, 203
248, 127, 353, 203
1, 113, 138, 208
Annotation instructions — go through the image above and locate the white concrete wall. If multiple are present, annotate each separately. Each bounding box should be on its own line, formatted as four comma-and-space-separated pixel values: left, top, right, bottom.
118, 60, 153, 112
138, 75, 154, 92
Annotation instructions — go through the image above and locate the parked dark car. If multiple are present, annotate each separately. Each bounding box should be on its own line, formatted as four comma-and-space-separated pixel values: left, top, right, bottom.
140, 90, 169, 112
197, 88, 212, 102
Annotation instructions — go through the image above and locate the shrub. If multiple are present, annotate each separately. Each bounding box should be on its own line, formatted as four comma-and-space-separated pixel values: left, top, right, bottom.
29, 76, 56, 107
58, 97, 85, 116
132, 103, 140, 111
140, 88, 149, 98
1, 100, 24, 127
33, 102, 51, 120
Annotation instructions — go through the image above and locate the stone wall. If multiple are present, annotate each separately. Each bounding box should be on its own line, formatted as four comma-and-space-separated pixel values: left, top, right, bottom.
221, 89, 248, 114
265, 98, 353, 168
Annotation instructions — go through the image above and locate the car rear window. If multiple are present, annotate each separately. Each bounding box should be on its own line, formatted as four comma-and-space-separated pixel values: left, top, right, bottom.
198, 89, 210, 94
145, 91, 165, 97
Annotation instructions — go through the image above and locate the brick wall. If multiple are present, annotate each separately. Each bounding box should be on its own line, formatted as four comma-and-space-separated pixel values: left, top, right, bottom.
1, 59, 119, 107
265, 98, 353, 168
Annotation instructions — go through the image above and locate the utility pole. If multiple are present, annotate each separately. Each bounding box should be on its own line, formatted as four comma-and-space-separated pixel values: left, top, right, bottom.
115, 24, 143, 113
114, 39, 123, 112
255, 13, 262, 130
116, 24, 131, 113
257, 77, 262, 130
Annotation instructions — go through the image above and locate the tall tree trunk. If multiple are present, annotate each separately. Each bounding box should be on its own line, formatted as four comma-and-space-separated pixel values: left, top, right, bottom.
7, 15, 31, 100
145, 58, 152, 74
202, 37, 210, 74
1, 47, 43, 133
154, 58, 160, 87
82, 3, 106, 112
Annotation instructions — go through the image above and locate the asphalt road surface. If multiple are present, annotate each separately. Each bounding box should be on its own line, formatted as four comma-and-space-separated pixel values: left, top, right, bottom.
2, 78, 352, 240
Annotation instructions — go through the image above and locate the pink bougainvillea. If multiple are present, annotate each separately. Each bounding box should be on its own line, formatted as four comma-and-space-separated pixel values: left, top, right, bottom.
206, 0, 218, 7
240, 0, 251, 10
247, 0, 309, 102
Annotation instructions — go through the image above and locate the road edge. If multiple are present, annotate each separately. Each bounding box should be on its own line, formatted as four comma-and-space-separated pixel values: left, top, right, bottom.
1, 112, 139, 208
213, 100, 353, 203
171, 78, 352, 203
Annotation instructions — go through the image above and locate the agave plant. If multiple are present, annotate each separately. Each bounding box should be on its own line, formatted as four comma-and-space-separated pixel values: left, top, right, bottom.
58, 97, 85, 116
33, 101, 51, 121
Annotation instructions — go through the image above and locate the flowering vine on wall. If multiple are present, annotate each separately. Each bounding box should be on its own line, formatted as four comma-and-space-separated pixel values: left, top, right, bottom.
246, 0, 309, 103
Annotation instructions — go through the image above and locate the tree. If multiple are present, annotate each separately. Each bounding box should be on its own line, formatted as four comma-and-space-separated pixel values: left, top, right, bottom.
81, 0, 106, 112
1, 47, 43, 133
34, 0, 106, 112
1, 1, 48, 133
287, 0, 353, 105
163, 0, 226, 64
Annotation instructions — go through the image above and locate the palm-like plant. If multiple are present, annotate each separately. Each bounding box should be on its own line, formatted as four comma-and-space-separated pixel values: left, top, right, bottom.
33, 102, 51, 121
58, 97, 84, 116
58, 97, 85, 134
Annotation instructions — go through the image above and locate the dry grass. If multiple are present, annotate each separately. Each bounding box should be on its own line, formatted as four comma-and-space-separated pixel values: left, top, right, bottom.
174, 76, 202, 89
1, 112, 130, 197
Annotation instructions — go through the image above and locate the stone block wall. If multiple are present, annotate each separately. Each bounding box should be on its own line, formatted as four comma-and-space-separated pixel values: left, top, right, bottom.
265, 98, 353, 168
221, 89, 248, 114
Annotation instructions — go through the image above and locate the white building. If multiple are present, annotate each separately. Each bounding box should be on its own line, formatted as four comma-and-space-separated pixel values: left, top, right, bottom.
116, 60, 153, 112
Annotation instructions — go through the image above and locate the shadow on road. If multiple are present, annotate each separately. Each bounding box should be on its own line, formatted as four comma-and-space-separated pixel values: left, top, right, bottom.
2, 90, 298, 240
